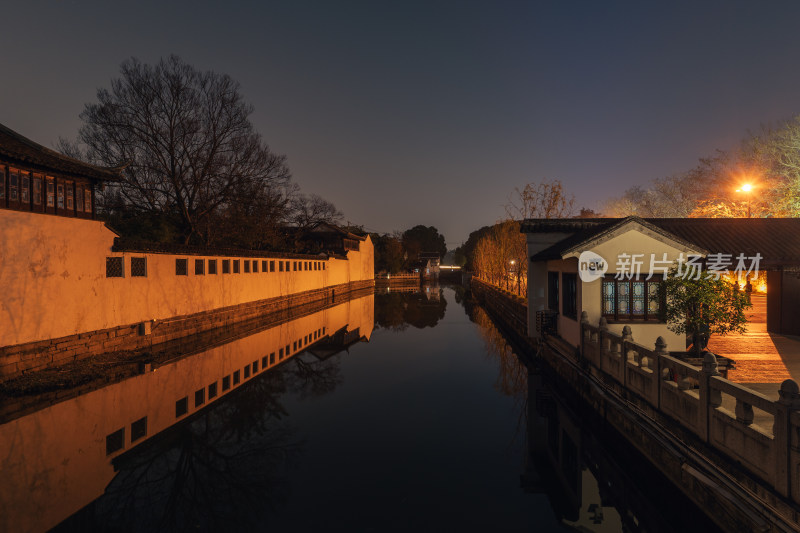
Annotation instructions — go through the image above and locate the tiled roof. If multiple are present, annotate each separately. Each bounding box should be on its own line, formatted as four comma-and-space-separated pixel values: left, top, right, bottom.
0, 123, 122, 181
524, 217, 800, 266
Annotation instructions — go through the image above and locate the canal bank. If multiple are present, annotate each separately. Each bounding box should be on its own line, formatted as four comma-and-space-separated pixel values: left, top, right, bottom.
471, 277, 800, 532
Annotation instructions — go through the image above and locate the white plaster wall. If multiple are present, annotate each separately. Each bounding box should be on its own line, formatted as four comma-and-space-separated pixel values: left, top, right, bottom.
0, 210, 374, 347
565, 227, 693, 351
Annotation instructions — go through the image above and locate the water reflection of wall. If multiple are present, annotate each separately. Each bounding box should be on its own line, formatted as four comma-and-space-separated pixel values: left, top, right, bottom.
0, 293, 373, 533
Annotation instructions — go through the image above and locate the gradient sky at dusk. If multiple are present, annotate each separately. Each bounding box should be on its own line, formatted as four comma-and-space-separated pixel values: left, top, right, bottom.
4, 1, 800, 245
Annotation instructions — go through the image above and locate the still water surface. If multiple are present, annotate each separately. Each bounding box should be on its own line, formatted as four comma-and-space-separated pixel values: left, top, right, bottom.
1, 286, 718, 532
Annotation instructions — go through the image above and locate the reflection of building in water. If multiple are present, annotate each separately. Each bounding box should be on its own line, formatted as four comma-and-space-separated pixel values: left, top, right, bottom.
0, 293, 373, 533
523, 365, 721, 532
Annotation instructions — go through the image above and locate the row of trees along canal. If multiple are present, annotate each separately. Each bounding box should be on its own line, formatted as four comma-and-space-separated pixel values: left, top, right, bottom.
59, 55, 350, 251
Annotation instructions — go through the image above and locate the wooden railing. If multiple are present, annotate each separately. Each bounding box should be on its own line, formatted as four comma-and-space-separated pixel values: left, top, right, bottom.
580, 311, 800, 503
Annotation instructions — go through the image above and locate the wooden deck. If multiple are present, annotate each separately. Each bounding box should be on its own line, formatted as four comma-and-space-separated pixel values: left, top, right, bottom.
707, 294, 799, 387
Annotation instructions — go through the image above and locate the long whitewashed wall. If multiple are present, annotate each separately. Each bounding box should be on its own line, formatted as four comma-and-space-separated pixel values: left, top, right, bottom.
0, 210, 374, 349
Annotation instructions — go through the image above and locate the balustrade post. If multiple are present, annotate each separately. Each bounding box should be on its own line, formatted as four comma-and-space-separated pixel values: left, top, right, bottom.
698, 351, 720, 442
599, 317, 609, 373
774, 379, 800, 499
580, 311, 589, 357
655, 336, 668, 410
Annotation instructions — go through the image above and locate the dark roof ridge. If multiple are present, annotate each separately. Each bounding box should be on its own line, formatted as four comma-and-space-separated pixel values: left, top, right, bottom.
0, 122, 123, 181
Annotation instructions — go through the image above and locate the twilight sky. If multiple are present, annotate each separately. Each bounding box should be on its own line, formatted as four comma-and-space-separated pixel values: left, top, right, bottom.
3, 1, 800, 246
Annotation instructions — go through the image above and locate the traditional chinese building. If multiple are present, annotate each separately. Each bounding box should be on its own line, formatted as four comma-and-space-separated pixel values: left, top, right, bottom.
523, 216, 800, 350
0, 122, 122, 218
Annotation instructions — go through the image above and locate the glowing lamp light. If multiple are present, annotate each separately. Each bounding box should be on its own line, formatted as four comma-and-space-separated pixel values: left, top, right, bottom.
741, 183, 753, 192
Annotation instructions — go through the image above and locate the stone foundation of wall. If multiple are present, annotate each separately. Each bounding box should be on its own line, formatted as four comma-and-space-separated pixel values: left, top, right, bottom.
0, 279, 374, 381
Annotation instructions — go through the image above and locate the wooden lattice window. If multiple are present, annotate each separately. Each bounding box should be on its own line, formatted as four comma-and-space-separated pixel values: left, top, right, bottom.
175, 259, 188, 276
601, 276, 663, 321
131, 257, 147, 277
106, 257, 124, 278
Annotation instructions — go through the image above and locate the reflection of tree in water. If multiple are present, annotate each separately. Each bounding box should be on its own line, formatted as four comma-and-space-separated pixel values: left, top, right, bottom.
67, 355, 342, 532
469, 306, 527, 406
374, 288, 447, 330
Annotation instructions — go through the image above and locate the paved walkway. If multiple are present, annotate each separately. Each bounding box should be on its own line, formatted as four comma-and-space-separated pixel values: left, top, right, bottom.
707, 294, 800, 399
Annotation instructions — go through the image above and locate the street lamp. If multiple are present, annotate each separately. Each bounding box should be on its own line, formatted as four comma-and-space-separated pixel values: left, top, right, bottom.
735, 183, 753, 218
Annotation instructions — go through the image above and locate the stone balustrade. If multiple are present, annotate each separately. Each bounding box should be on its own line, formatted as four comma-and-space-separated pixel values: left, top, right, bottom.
580, 311, 800, 504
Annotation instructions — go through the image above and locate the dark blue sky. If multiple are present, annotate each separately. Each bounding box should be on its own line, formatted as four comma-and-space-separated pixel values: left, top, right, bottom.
4, 1, 800, 245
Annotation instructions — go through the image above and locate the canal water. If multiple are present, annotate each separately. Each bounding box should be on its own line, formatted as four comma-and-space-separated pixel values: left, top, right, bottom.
1, 286, 720, 532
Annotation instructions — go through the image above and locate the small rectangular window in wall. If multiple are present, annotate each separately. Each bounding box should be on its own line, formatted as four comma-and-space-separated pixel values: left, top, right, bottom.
46, 179, 54, 208
76, 185, 83, 211
293, 261, 298, 271
195, 388, 205, 407
66, 181, 74, 210
106, 257, 124, 278
233, 370, 241, 385
270, 260, 276, 272
57, 183, 64, 209
131, 257, 147, 277
233, 260, 240, 273
208, 382, 218, 399
252, 260, 258, 273
195, 259, 205, 275
84, 188, 92, 213
252, 361, 258, 374
21, 173, 29, 204
323, 263, 326, 271
279, 348, 284, 360
222, 375, 231, 391
131, 417, 147, 442
222, 259, 230, 274
244, 261, 250, 273
106, 428, 125, 455
244, 365, 251, 379
175, 397, 188, 417
269, 352, 275, 365
261, 356, 267, 369
176, 259, 188, 276
262, 260, 268, 272
562, 273, 578, 320
9, 169, 18, 202
208, 259, 217, 274
279, 261, 284, 272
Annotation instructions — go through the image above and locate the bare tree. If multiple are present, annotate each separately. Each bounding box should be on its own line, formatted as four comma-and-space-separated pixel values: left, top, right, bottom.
505, 179, 575, 220
66, 55, 291, 244
289, 193, 344, 231
604, 173, 703, 218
